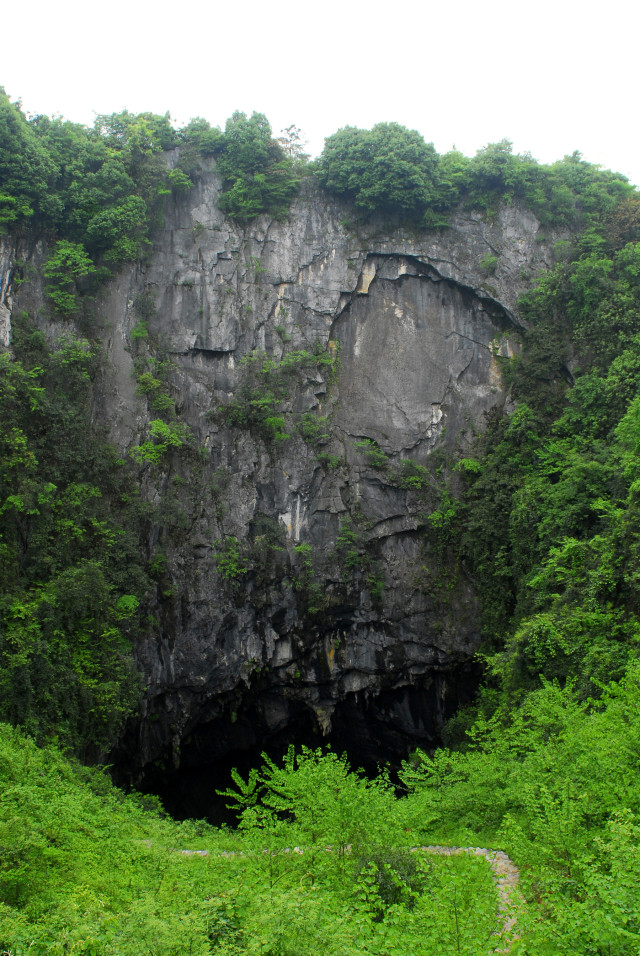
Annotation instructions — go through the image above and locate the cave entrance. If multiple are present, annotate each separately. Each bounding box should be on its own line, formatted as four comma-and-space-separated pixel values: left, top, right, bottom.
132, 669, 479, 824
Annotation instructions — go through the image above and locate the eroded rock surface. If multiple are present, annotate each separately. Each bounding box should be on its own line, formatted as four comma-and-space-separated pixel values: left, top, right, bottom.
0, 175, 560, 809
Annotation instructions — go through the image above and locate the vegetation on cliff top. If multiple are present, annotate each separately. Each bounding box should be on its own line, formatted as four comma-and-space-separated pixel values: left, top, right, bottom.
1, 86, 634, 307
0, 92, 300, 315
315, 124, 633, 229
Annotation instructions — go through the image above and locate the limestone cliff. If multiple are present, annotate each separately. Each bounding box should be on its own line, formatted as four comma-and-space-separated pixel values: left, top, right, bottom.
0, 169, 561, 812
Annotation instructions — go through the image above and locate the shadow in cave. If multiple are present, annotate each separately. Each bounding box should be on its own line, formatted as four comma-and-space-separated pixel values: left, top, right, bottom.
132, 671, 480, 825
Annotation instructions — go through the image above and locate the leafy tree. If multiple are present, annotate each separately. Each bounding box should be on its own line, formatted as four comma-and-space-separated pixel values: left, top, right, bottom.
84, 195, 148, 264
461, 141, 634, 227
43, 240, 95, 315
222, 746, 396, 849
0, 88, 57, 229
277, 123, 308, 161
316, 122, 443, 222
213, 111, 300, 220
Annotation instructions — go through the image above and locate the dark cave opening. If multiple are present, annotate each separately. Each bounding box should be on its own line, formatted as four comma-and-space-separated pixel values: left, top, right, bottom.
131, 667, 480, 825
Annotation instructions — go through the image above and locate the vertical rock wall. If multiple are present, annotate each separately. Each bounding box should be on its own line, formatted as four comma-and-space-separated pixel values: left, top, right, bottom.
2, 176, 560, 803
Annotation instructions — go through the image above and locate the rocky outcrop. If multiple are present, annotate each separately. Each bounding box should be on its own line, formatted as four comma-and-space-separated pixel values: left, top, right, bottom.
1, 172, 561, 813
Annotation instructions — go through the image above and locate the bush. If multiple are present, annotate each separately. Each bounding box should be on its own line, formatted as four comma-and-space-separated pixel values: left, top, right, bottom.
316, 122, 444, 223
214, 111, 300, 221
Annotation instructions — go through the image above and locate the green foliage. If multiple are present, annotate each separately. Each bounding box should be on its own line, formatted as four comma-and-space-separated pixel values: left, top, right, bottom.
454, 232, 640, 695
12, 695, 640, 955
129, 320, 148, 340
135, 370, 163, 394
354, 437, 389, 470
0, 321, 149, 757
84, 195, 148, 265
292, 543, 325, 615
316, 124, 634, 232
478, 253, 498, 275
427, 489, 461, 549
335, 518, 361, 571
0, 724, 246, 954
298, 411, 329, 445
316, 122, 447, 225
224, 746, 396, 847
130, 315, 180, 425
129, 419, 189, 466
0, 727, 507, 955
213, 747, 498, 955
0, 88, 56, 230
3, 84, 634, 266
394, 458, 432, 494
16, 659, 640, 955
331, 515, 384, 604
222, 345, 335, 446
213, 111, 300, 221
167, 167, 193, 193
213, 536, 248, 580
43, 240, 95, 316
399, 665, 640, 953
132, 289, 156, 321
134, 357, 177, 418
0, 92, 196, 312
316, 451, 342, 469
462, 141, 633, 227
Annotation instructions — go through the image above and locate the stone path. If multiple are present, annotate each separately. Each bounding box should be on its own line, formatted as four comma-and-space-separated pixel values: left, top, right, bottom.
416, 845, 521, 952
177, 841, 522, 951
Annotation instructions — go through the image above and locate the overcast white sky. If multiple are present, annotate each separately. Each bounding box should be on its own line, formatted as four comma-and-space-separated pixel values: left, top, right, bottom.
3, 0, 638, 186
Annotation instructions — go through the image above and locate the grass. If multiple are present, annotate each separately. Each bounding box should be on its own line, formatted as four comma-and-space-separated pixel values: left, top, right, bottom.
0, 725, 503, 955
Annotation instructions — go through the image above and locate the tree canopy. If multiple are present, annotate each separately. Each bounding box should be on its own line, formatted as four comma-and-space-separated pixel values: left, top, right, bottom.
315, 124, 634, 229
212, 111, 301, 221
315, 122, 442, 221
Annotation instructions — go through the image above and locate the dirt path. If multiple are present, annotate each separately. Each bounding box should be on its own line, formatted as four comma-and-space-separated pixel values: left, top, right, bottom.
178, 841, 521, 951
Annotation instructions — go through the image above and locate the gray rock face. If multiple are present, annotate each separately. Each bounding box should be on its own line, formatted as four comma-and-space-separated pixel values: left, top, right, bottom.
334, 254, 511, 453
1, 174, 560, 806
0, 236, 18, 348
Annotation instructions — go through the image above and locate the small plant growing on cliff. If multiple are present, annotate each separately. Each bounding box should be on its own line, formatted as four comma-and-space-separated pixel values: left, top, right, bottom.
316, 451, 343, 469
133, 290, 156, 320
250, 256, 267, 279
427, 489, 460, 549
299, 411, 329, 445
367, 572, 385, 609
167, 167, 193, 193
274, 324, 292, 343
130, 321, 148, 340
136, 370, 164, 395
130, 419, 189, 465
479, 253, 498, 275
213, 536, 248, 580
354, 438, 389, 471
335, 518, 361, 571
292, 543, 325, 614
222, 346, 335, 446
395, 458, 431, 495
